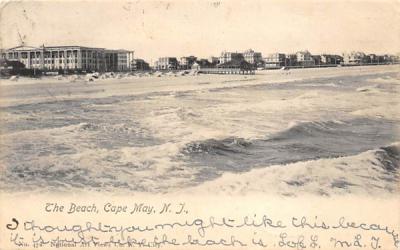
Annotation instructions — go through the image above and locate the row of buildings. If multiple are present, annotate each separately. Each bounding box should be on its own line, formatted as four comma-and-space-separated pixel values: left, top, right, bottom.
264, 51, 342, 68
153, 49, 261, 70
154, 56, 219, 70
264, 51, 400, 68
2, 45, 400, 74
154, 49, 400, 71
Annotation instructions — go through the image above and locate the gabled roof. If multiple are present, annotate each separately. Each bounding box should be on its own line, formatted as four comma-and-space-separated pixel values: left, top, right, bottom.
6, 45, 39, 51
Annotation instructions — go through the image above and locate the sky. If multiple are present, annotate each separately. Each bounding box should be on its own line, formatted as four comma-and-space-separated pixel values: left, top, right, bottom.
1, 0, 399, 62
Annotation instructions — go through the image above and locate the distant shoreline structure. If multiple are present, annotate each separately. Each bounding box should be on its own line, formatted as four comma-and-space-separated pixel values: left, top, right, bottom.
1, 45, 399, 77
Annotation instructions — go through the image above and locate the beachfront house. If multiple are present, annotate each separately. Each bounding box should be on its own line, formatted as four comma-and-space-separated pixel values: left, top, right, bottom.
243, 49, 263, 66
154, 57, 178, 70
264, 53, 286, 68
342, 51, 367, 65
219, 51, 244, 64
296, 50, 315, 67
179, 56, 197, 70
320, 54, 343, 65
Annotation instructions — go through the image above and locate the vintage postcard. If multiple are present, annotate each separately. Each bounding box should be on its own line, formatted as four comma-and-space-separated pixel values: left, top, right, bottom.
0, 0, 399, 249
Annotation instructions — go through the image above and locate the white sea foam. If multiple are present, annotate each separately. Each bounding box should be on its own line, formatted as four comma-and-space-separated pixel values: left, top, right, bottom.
183, 143, 400, 197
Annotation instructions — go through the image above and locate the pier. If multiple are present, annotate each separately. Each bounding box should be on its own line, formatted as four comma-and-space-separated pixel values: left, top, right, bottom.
198, 67, 255, 75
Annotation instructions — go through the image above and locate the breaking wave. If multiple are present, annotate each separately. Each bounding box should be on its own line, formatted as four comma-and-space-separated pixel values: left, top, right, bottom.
182, 118, 399, 177
184, 143, 400, 196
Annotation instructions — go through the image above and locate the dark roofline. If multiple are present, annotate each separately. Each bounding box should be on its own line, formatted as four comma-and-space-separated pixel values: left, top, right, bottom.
5, 45, 39, 50
4, 45, 108, 51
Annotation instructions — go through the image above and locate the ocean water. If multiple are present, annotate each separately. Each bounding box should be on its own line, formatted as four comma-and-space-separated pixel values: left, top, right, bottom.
0, 71, 399, 194
182, 118, 399, 182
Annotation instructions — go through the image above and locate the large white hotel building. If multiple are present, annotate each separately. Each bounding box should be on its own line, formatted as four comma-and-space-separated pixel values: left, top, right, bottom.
0, 45, 134, 72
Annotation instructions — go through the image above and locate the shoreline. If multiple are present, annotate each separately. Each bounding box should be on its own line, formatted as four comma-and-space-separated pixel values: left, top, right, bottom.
0, 64, 399, 108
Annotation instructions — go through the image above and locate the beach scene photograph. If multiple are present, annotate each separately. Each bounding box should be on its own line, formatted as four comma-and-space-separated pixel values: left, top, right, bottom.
0, 0, 399, 198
